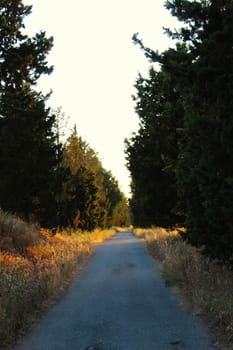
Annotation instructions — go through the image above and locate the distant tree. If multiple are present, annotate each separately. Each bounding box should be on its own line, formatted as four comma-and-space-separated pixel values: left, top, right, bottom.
52, 106, 69, 146
60, 166, 99, 230
111, 197, 131, 227
60, 127, 99, 229
102, 169, 122, 225
102, 169, 130, 227
61, 127, 130, 229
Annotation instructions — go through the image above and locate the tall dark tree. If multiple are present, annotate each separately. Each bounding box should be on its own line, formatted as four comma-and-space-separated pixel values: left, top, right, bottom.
0, 1, 61, 226
128, 0, 233, 260
163, 0, 233, 260
125, 67, 183, 227
0, 1, 53, 90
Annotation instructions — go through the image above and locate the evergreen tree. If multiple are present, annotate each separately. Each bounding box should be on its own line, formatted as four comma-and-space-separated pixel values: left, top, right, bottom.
111, 197, 131, 227
62, 127, 130, 229
0, 1, 61, 226
164, 0, 233, 260
61, 127, 100, 229
125, 68, 183, 227
102, 169, 130, 227
0, 1, 53, 90
129, 0, 233, 260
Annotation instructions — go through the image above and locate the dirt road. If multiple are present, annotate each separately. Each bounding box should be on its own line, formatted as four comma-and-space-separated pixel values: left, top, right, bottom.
17, 231, 215, 350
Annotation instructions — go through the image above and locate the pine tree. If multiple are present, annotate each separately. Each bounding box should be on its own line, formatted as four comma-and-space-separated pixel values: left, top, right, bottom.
102, 169, 130, 227
0, 1, 61, 226
62, 127, 130, 229
125, 68, 183, 227
164, 0, 233, 260
131, 0, 233, 260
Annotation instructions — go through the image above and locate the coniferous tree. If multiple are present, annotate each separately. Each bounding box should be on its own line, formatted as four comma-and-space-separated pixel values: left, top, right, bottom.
164, 0, 233, 259
61, 127, 129, 229
61, 127, 99, 229
111, 197, 131, 227
0, 1, 61, 226
125, 67, 183, 227
0, 89, 58, 222
128, 0, 233, 260
102, 169, 130, 227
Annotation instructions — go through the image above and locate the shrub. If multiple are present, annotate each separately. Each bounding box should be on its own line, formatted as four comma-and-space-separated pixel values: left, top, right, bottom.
0, 211, 40, 253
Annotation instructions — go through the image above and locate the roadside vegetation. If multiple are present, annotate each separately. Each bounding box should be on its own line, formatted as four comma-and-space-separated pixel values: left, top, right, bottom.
134, 227, 233, 350
0, 211, 115, 348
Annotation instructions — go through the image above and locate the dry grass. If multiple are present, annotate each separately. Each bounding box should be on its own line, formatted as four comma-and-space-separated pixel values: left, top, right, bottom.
0, 212, 115, 348
80, 227, 116, 244
134, 227, 233, 350
0, 211, 40, 253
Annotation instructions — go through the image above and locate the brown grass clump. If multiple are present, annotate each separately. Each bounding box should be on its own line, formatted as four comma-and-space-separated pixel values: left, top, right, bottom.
0, 211, 40, 253
0, 232, 91, 347
0, 212, 115, 347
134, 227, 233, 350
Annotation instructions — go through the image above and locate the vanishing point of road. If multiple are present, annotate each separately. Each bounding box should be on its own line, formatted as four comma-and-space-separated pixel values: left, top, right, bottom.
17, 231, 215, 350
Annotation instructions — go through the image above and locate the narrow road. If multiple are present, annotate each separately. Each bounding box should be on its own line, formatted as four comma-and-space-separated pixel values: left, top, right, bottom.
17, 231, 215, 350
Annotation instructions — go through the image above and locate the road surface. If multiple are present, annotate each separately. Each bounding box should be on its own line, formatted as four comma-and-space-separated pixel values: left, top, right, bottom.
16, 231, 215, 350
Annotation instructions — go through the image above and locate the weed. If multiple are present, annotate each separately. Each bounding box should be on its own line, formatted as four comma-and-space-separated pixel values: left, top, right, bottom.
162, 269, 177, 287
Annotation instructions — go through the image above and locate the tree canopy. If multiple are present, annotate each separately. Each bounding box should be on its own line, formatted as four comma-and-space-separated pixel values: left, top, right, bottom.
0, 0, 60, 226
126, 0, 233, 261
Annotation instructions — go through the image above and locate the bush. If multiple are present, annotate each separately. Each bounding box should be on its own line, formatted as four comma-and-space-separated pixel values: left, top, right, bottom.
0, 211, 40, 253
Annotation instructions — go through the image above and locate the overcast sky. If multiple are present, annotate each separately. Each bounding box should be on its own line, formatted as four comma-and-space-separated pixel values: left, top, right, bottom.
23, 0, 179, 197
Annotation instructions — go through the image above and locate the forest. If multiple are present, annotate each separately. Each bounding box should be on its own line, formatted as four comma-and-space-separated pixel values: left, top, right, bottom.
126, 0, 233, 262
0, 1, 130, 231
1, 0, 233, 263
0, 2, 233, 346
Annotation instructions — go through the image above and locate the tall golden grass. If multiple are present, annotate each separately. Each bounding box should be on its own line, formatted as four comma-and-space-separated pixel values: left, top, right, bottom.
0, 211, 115, 347
134, 227, 233, 350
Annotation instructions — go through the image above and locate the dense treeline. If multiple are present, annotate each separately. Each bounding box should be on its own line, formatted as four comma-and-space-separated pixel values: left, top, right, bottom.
126, 0, 233, 261
60, 126, 130, 229
0, 1, 130, 229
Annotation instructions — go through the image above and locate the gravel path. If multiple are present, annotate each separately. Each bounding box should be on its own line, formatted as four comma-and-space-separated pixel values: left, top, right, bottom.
16, 231, 215, 350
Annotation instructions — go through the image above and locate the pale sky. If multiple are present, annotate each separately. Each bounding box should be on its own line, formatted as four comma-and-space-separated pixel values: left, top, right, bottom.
23, 0, 179, 197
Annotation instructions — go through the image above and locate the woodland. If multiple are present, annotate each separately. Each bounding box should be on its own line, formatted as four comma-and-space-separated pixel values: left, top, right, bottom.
0, 0, 130, 231
1, 0, 233, 262
1, 2, 233, 346
126, 0, 233, 261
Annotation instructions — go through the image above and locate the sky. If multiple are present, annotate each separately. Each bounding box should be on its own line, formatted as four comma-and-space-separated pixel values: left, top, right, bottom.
23, 0, 179, 197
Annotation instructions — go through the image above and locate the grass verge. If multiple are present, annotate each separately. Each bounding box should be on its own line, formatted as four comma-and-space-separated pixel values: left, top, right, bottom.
134, 227, 233, 350
0, 211, 115, 348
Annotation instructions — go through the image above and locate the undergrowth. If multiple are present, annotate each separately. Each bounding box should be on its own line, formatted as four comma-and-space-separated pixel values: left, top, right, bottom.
134, 227, 233, 350
0, 211, 115, 348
